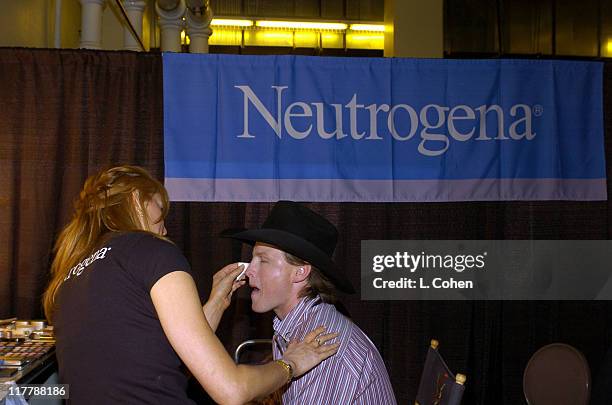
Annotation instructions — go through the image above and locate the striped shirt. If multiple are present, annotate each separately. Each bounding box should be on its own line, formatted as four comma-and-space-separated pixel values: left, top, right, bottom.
272, 296, 397, 404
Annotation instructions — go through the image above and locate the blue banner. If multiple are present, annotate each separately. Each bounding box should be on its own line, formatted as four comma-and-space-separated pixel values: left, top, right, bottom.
163, 54, 606, 202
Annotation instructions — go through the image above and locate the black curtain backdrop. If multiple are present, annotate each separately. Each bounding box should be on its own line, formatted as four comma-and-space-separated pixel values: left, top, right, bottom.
1, 48, 611, 404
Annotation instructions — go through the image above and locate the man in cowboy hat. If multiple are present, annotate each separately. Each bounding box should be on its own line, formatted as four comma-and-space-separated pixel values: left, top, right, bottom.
224, 201, 396, 404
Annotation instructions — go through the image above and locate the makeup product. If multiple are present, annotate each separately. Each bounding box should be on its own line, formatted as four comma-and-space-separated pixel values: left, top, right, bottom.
235, 262, 249, 281
0, 367, 18, 377
13, 328, 32, 338
0, 358, 27, 367
0, 318, 17, 326
30, 320, 46, 331
0, 339, 55, 369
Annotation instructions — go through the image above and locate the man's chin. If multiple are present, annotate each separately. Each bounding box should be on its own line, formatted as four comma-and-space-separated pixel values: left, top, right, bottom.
250, 302, 266, 313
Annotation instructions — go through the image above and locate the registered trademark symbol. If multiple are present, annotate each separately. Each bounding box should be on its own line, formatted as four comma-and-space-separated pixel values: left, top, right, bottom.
533, 105, 543, 116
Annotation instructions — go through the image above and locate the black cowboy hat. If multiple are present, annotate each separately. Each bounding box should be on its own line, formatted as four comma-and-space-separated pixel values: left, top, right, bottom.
221, 201, 355, 294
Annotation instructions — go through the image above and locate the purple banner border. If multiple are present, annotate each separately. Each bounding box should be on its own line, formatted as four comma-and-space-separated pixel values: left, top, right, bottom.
165, 178, 607, 202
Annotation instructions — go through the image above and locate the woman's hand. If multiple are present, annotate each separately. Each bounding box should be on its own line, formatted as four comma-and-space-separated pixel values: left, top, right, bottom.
209, 263, 246, 310
203, 263, 246, 331
281, 326, 339, 378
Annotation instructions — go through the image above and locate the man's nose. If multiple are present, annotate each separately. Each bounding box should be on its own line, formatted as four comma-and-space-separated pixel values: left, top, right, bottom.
245, 261, 255, 278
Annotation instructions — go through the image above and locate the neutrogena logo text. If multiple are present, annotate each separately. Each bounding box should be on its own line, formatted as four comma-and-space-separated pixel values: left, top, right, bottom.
234, 85, 541, 157
63, 247, 111, 281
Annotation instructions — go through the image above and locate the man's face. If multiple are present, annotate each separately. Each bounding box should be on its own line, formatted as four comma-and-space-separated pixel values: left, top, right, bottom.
246, 243, 297, 319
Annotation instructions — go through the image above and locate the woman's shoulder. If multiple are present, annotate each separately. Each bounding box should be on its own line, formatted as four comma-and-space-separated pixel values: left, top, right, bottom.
108, 231, 171, 244
109, 232, 191, 284
107, 232, 180, 254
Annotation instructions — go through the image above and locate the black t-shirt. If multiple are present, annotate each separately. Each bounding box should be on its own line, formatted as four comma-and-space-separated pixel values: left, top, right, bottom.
54, 232, 196, 404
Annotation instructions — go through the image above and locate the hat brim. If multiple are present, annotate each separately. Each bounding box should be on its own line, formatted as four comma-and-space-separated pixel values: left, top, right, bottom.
222, 228, 355, 294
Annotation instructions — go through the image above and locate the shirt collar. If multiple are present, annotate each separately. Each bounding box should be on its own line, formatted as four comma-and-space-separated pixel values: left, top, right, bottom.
273, 295, 321, 343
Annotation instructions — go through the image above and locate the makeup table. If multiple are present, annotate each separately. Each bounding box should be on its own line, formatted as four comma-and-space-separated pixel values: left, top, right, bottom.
0, 319, 58, 403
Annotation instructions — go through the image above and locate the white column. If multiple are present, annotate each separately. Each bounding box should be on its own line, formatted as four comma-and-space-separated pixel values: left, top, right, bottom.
122, 0, 147, 51
79, 0, 106, 49
54, 0, 63, 48
156, 0, 186, 52
185, 7, 212, 53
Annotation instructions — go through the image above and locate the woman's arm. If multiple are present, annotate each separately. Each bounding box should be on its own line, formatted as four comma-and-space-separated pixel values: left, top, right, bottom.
202, 263, 245, 332
151, 271, 338, 405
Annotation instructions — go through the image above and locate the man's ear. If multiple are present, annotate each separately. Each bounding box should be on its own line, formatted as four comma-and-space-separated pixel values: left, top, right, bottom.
292, 264, 312, 283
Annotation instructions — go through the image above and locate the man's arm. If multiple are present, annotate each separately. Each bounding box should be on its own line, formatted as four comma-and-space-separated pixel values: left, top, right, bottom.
288, 308, 396, 404
352, 349, 397, 405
